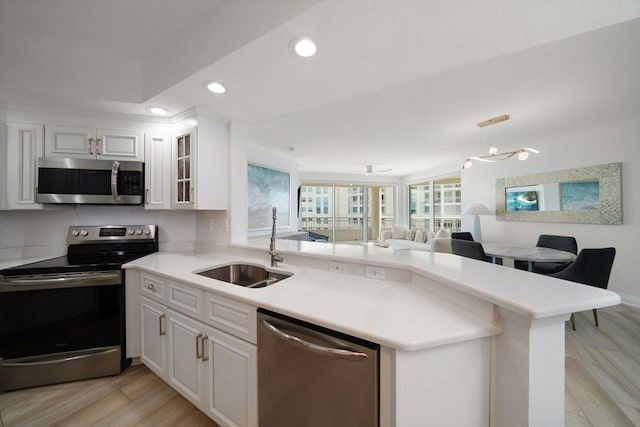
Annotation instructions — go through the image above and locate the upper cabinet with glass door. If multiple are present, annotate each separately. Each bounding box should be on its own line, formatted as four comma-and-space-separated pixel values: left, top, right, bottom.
44, 125, 144, 161
171, 114, 228, 210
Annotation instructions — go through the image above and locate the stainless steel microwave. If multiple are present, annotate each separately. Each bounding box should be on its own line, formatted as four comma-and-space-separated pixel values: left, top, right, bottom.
36, 157, 144, 205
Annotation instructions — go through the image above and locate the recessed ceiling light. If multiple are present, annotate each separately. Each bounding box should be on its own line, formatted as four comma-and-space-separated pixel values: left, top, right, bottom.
146, 106, 169, 116
290, 36, 317, 58
203, 81, 226, 94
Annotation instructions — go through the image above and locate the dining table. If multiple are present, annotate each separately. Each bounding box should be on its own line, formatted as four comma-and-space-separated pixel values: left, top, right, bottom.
482, 243, 577, 272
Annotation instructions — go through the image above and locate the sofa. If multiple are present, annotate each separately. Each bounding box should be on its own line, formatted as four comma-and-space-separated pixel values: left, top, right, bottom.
378, 226, 452, 253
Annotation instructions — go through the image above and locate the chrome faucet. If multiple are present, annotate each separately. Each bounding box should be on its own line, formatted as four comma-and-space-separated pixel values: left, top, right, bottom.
270, 207, 283, 267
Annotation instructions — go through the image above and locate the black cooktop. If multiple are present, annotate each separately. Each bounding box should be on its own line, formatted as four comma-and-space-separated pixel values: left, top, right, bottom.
0, 252, 151, 276
0, 225, 158, 277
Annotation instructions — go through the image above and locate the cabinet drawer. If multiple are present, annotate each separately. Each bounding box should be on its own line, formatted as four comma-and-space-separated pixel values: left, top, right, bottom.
205, 292, 256, 344
141, 273, 166, 302
168, 281, 205, 321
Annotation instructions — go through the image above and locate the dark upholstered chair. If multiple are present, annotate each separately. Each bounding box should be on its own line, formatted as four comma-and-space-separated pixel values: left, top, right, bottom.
515, 234, 578, 274
451, 239, 491, 262
451, 232, 474, 241
550, 247, 616, 330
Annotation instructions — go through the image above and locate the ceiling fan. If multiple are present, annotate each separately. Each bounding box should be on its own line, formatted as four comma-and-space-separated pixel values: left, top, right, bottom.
365, 165, 393, 176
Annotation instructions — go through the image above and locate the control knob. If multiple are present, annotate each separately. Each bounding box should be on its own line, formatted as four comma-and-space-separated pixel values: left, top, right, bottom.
135, 229, 142, 235
80, 229, 89, 236
128, 229, 134, 235
71, 229, 80, 236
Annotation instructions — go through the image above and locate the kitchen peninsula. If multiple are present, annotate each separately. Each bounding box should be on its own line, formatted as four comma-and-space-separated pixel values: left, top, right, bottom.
124, 239, 620, 427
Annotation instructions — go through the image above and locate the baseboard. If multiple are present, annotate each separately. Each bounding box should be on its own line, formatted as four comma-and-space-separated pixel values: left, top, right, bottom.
619, 293, 640, 308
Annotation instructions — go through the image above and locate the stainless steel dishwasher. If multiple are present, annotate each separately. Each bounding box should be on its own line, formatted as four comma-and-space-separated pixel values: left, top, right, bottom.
257, 309, 379, 427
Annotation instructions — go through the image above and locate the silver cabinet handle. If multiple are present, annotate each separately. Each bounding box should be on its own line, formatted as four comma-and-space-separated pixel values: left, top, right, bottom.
202, 335, 209, 362
196, 333, 203, 359
145, 188, 149, 204
159, 314, 166, 336
88, 138, 95, 155
260, 320, 368, 362
111, 160, 120, 202
146, 283, 155, 291
96, 137, 102, 155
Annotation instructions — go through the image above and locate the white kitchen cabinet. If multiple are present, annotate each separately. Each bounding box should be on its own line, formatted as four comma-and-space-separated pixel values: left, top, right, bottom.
1, 122, 44, 210
172, 114, 228, 210
45, 125, 144, 161
167, 309, 208, 406
144, 134, 171, 210
140, 296, 168, 380
204, 326, 257, 427
137, 273, 257, 427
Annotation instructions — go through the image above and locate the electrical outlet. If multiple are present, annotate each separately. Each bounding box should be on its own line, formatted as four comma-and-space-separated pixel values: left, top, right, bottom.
329, 262, 346, 273
365, 266, 385, 280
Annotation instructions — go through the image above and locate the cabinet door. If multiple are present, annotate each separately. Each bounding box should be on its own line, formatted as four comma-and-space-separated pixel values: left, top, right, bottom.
5, 122, 44, 209
204, 327, 258, 427
140, 296, 167, 379
172, 129, 195, 210
144, 134, 171, 210
97, 128, 144, 161
167, 309, 207, 406
44, 125, 95, 158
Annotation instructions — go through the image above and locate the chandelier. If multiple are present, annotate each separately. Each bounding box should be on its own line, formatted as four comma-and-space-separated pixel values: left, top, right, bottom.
462, 147, 540, 169
462, 114, 539, 169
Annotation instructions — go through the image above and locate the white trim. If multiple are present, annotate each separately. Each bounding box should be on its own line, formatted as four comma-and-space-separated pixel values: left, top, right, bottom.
619, 293, 640, 308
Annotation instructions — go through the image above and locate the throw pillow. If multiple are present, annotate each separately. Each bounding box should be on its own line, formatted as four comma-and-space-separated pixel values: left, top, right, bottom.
405, 229, 416, 241
435, 228, 451, 239
414, 230, 424, 242
392, 225, 407, 239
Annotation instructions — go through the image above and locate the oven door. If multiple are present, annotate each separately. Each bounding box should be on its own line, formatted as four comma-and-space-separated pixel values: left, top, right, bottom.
0, 270, 126, 391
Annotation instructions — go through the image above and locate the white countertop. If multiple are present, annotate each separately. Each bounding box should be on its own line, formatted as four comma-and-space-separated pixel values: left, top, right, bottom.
124, 251, 500, 352
123, 237, 620, 352
237, 238, 621, 319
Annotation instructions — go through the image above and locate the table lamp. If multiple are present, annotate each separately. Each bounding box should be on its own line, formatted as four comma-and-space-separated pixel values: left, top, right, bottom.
464, 202, 491, 242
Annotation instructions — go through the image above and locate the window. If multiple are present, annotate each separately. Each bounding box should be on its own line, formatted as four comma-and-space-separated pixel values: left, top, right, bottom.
300, 184, 395, 242
409, 176, 461, 231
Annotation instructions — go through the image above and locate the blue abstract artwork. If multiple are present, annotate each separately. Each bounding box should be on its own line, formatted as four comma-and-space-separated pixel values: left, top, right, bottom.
248, 164, 290, 230
506, 191, 539, 211
561, 181, 600, 211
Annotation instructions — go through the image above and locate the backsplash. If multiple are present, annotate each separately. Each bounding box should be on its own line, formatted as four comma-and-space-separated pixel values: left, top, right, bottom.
0, 207, 228, 260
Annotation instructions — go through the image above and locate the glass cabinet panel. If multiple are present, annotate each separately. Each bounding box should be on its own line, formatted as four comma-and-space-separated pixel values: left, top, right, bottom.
175, 132, 193, 205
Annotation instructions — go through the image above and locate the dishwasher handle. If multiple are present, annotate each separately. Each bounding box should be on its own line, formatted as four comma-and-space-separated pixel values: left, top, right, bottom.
260, 319, 368, 362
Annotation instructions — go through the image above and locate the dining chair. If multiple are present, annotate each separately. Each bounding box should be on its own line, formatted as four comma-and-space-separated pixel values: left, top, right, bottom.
451, 239, 491, 262
515, 234, 578, 274
550, 247, 616, 330
451, 232, 474, 241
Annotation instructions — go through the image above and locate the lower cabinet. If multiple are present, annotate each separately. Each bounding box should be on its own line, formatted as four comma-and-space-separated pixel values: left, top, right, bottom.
140, 293, 257, 427
140, 297, 167, 379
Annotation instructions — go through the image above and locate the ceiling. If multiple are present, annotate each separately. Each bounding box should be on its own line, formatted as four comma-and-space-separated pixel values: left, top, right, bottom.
1, 0, 639, 177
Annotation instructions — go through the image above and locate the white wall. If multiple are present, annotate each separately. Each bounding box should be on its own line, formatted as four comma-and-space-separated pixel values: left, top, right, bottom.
461, 116, 640, 303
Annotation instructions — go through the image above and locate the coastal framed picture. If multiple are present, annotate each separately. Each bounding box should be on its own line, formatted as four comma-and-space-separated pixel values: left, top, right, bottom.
247, 163, 290, 230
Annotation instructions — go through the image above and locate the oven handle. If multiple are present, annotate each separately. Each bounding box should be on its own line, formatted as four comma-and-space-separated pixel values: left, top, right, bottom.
0, 271, 121, 291
260, 319, 368, 362
1, 347, 119, 367
111, 160, 120, 202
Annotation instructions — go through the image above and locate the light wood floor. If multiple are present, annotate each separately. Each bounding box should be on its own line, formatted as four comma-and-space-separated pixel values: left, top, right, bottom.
0, 363, 219, 427
1, 304, 639, 426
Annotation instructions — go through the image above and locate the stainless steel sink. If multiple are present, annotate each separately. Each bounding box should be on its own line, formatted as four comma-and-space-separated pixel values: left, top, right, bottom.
196, 263, 292, 288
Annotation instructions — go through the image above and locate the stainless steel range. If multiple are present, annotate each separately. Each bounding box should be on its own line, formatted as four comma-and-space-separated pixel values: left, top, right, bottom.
0, 225, 158, 392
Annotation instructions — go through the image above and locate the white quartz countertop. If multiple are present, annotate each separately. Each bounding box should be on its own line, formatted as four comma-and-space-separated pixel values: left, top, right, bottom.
124, 251, 501, 352
236, 237, 621, 320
